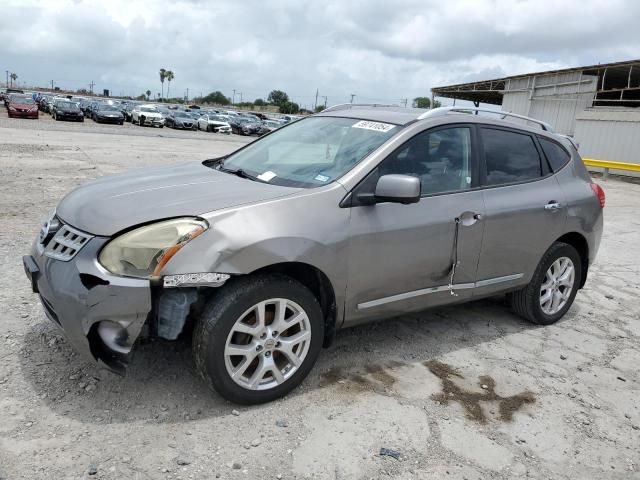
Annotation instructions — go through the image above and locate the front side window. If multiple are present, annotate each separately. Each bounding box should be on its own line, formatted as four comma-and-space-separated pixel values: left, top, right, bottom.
218, 117, 398, 188
378, 127, 473, 195
482, 128, 542, 185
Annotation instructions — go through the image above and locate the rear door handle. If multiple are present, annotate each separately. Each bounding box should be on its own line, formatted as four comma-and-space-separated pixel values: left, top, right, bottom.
544, 202, 562, 211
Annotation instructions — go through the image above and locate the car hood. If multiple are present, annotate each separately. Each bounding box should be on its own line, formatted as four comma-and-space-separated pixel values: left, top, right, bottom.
139, 112, 162, 118
208, 121, 229, 126
11, 102, 35, 108
56, 161, 301, 236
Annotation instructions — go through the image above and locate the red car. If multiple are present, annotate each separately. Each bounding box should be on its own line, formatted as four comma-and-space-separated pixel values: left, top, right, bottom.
7, 95, 39, 119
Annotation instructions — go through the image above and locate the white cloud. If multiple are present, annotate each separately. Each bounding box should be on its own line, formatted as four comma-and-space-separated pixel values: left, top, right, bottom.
1, 0, 638, 108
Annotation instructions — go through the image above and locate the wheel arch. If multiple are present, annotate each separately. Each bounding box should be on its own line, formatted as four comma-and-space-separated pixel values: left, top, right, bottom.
251, 262, 338, 348
555, 232, 589, 288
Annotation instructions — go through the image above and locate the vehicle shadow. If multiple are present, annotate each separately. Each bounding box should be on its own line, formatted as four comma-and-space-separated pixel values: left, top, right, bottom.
18, 296, 548, 424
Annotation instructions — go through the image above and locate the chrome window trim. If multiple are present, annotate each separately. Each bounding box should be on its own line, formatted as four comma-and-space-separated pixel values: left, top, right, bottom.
357, 273, 524, 310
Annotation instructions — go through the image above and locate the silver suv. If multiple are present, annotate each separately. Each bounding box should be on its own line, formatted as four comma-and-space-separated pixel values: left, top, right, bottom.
23, 105, 604, 404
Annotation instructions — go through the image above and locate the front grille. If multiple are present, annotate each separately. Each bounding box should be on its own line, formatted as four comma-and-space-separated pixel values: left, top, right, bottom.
44, 223, 92, 261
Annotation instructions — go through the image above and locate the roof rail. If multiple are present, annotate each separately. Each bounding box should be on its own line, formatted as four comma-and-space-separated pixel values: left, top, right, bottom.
321, 103, 399, 113
417, 106, 554, 132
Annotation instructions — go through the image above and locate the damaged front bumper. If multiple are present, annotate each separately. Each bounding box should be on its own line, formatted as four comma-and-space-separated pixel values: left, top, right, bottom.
24, 234, 152, 374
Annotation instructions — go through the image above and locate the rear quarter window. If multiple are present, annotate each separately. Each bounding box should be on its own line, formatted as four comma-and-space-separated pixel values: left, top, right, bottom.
539, 137, 571, 172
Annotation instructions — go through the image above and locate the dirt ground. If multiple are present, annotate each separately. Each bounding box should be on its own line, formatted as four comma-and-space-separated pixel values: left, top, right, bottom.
1, 111, 639, 480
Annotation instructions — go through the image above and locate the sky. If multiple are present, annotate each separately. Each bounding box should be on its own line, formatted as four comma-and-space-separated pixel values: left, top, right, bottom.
1, 0, 639, 108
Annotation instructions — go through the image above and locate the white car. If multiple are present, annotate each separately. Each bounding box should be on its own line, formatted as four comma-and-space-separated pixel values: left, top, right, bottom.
197, 114, 231, 133
131, 105, 164, 128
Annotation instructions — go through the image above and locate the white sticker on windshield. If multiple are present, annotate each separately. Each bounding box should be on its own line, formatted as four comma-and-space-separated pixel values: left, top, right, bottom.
314, 174, 330, 182
257, 171, 277, 182
352, 120, 396, 133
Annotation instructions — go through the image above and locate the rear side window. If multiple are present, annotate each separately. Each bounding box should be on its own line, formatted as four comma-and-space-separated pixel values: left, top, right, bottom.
481, 128, 542, 186
539, 137, 571, 172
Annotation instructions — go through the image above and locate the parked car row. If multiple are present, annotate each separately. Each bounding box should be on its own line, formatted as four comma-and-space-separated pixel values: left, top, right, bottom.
2, 89, 301, 136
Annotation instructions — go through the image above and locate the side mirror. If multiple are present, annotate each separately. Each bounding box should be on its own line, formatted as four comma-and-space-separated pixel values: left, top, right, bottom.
374, 174, 421, 204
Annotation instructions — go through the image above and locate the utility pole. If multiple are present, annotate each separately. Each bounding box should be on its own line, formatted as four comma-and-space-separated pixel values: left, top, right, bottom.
350, 94, 356, 104
321, 96, 328, 109
51, 80, 54, 90
314, 88, 319, 110
400, 98, 408, 107
232, 89, 236, 105
5, 71, 8, 88
186, 88, 189, 103
89, 80, 95, 95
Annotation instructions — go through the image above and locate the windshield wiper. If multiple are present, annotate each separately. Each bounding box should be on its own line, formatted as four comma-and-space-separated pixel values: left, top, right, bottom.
216, 163, 266, 183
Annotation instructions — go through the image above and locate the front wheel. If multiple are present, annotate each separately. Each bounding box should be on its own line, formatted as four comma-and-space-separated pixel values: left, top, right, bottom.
193, 274, 323, 404
507, 242, 581, 325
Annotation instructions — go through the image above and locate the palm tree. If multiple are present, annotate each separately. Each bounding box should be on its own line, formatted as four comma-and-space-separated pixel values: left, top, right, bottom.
9, 73, 17, 87
146, 90, 151, 101
165, 70, 174, 100
159, 68, 166, 101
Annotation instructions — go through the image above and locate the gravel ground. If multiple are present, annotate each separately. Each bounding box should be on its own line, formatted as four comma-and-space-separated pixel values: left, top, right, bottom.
1, 111, 639, 480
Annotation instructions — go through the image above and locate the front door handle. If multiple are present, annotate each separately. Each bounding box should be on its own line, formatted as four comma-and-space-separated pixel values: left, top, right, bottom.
544, 202, 562, 211
458, 211, 482, 226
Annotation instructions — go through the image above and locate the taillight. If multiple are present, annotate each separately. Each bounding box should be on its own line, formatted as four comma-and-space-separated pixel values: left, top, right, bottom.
591, 183, 605, 208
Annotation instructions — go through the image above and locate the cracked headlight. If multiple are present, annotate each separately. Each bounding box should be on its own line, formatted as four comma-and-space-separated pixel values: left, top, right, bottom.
98, 218, 208, 278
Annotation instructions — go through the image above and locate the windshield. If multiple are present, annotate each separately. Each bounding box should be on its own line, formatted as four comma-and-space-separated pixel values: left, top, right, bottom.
58, 101, 79, 110
219, 116, 398, 188
100, 105, 120, 112
13, 96, 35, 104
140, 106, 156, 112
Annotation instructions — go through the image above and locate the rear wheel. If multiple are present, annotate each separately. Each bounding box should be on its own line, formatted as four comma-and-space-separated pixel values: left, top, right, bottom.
193, 274, 323, 404
508, 242, 581, 325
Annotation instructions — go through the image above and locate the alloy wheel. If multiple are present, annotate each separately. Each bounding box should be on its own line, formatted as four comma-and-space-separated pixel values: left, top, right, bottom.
224, 298, 311, 391
540, 256, 575, 315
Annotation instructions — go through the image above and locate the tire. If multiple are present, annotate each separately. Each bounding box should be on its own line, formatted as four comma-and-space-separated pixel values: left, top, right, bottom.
507, 242, 582, 325
206, 125, 212, 133
193, 274, 324, 404
139, 116, 145, 126
119, 121, 123, 125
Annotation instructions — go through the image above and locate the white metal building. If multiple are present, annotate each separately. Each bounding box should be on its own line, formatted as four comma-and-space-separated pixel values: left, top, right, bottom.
432, 59, 640, 165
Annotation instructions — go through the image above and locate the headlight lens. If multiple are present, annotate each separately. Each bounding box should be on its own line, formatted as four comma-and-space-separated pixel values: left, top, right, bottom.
98, 218, 208, 278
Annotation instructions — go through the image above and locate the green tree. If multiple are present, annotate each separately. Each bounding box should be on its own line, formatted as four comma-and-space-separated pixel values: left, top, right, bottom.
165, 70, 174, 99
159, 68, 167, 100
201, 91, 231, 105
267, 90, 289, 106
136, 93, 147, 100
9, 72, 17, 87
279, 101, 299, 114
146, 90, 151, 100
413, 96, 431, 109
253, 98, 266, 106
314, 105, 325, 113
412, 97, 442, 109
